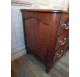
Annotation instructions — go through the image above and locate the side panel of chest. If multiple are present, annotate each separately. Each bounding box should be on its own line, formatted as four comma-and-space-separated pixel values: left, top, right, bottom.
22, 12, 60, 62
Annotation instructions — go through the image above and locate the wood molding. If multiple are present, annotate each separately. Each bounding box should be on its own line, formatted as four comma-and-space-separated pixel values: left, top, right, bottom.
11, 45, 26, 61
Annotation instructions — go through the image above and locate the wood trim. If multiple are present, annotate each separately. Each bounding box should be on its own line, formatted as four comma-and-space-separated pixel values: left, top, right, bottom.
11, 45, 26, 61
11, 49, 26, 61
21, 9, 69, 13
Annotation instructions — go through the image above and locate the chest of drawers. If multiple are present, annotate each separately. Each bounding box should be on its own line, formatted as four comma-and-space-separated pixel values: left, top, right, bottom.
21, 9, 69, 73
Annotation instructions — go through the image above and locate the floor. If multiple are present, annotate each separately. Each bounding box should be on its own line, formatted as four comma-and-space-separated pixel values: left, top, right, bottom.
11, 50, 69, 77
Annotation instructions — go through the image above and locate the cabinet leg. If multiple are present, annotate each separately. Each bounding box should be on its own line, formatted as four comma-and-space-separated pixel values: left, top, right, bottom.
46, 69, 49, 73
27, 51, 29, 54
46, 66, 50, 73
26, 48, 30, 54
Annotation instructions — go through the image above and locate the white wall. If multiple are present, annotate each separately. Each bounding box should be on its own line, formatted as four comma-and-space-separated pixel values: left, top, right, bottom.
35, 0, 68, 10
11, 0, 69, 10
11, 5, 35, 61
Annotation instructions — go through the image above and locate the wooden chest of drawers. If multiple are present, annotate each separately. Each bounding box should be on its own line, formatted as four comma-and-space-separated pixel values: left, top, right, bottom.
21, 9, 69, 73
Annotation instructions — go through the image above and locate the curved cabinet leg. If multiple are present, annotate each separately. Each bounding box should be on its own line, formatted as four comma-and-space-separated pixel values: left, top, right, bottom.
27, 50, 30, 54
45, 63, 53, 73
26, 48, 30, 54
46, 68, 49, 73
46, 65, 50, 73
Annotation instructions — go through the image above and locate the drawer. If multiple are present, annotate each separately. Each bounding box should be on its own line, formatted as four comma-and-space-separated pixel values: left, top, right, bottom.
55, 31, 69, 50
57, 14, 69, 36
54, 44, 68, 62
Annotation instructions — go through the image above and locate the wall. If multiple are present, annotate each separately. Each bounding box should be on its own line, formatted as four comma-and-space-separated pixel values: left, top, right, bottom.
11, 4, 35, 61
11, 0, 69, 10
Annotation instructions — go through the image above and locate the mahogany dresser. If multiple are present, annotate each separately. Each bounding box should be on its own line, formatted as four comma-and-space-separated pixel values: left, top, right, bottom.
21, 9, 69, 73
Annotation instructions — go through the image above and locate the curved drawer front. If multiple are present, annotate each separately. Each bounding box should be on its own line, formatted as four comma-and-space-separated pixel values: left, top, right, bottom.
55, 31, 69, 50
54, 44, 68, 62
57, 14, 69, 36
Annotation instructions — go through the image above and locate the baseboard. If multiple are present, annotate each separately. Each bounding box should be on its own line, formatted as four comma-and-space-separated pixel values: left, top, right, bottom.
11, 45, 26, 61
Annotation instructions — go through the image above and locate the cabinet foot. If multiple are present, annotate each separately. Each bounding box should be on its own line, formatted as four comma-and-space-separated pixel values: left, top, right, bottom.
27, 51, 29, 54
26, 48, 30, 54
46, 66, 50, 73
46, 69, 49, 73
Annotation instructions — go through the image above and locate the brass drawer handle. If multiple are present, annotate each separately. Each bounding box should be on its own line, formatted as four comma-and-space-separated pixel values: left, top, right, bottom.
62, 23, 69, 29
58, 37, 67, 45
56, 50, 63, 57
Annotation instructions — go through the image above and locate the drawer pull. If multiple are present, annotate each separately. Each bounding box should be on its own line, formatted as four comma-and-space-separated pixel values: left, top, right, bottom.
62, 23, 69, 29
56, 50, 63, 57
58, 38, 67, 45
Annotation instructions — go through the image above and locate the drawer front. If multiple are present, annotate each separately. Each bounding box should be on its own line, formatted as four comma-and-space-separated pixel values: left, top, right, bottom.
54, 44, 68, 62
58, 14, 69, 36
55, 31, 69, 50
